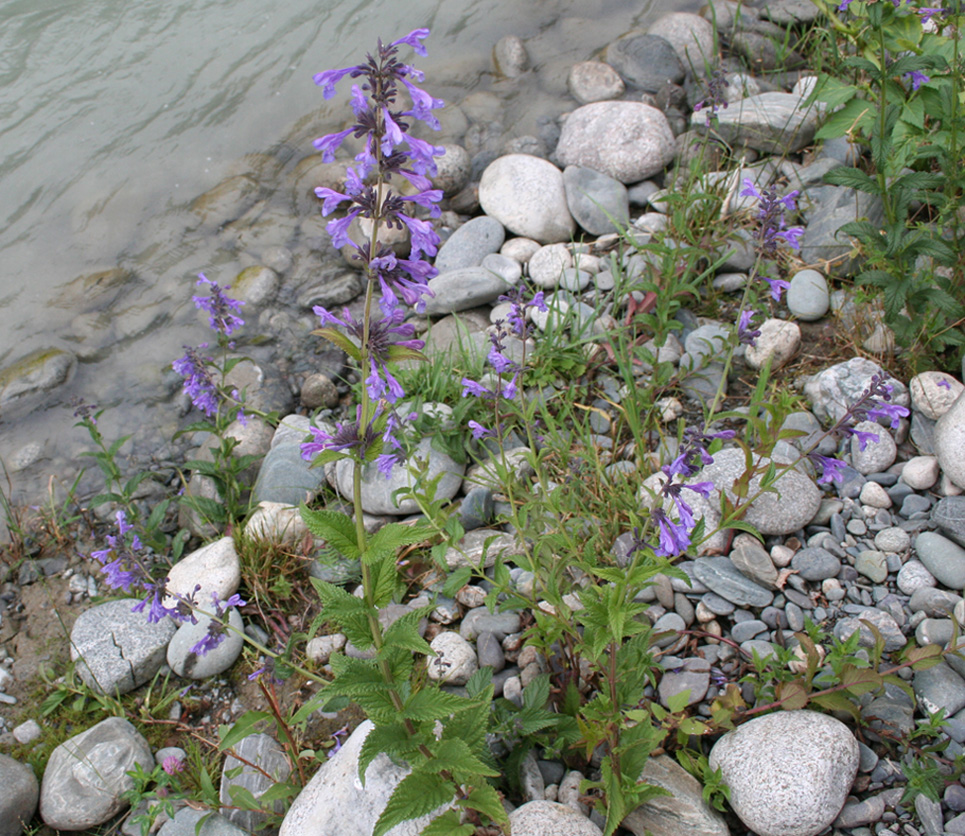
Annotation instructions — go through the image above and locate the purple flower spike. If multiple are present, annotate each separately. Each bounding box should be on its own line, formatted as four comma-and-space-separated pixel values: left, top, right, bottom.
193, 273, 245, 336
737, 308, 761, 347
762, 277, 791, 303
809, 454, 846, 484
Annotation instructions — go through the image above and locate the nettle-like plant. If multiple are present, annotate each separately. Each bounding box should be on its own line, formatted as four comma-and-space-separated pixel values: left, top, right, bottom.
811, 0, 965, 361
296, 31, 508, 836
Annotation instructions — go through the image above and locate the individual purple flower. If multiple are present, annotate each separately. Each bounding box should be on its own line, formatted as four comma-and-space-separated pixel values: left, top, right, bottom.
313, 67, 356, 99
398, 213, 440, 260
71, 397, 99, 424
762, 276, 791, 303
809, 454, 846, 484
845, 427, 880, 451
737, 309, 761, 346
327, 724, 351, 758
938, 378, 952, 390
462, 378, 491, 398
498, 286, 547, 339
400, 77, 445, 130
173, 345, 220, 418
468, 420, 493, 440
375, 410, 415, 478
837, 0, 854, 10
314, 127, 355, 162
919, 8, 944, 23
904, 70, 929, 91
391, 29, 430, 56
193, 274, 245, 336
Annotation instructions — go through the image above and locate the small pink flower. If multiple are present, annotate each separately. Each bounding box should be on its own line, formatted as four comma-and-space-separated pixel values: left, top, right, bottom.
162, 755, 186, 775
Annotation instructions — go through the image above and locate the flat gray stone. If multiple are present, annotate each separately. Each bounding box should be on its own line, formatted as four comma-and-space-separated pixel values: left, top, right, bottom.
914, 661, 965, 717
709, 710, 858, 836
699, 92, 818, 154
799, 186, 885, 276
791, 547, 841, 582
423, 267, 513, 315
70, 599, 177, 696
157, 808, 248, 836
39, 717, 154, 831
933, 496, 965, 548
604, 32, 684, 93
335, 435, 465, 516
803, 357, 909, 425
833, 608, 906, 652
915, 531, 965, 590
167, 607, 244, 680
509, 801, 602, 836
786, 269, 829, 321
692, 557, 774, 608
729, 535, 779, 589
563, 166, 629, 236
434, 216, 505, 272
443, 529, 523, 571
0, 754, 38, 836
621, 754, 728, 836
935, 391, 965, 489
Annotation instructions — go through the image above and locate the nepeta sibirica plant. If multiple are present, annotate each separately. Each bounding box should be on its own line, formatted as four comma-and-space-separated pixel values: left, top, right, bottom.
810, 0, 965, 363
173, 274, 271, 525
297, 31, 509, 836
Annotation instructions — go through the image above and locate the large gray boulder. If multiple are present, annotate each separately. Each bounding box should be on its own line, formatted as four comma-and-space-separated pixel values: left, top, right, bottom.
39, 717, 154, 831
0, 754, 39, 836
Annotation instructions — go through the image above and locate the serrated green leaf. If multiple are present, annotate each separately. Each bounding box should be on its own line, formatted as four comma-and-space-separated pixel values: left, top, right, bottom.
460, 783, 509, 826
358, 722, 417, 781
372, 769, 455, 836
309, 578, 376, 648
823, 166, 879, 193
401, 688, 473, 722
424, 738, 500, 780
364, 521, 429, 566
380, 610, 433, 658
441, 566, 472, 597
420, 810, 474, 836
776, 680, 810, 711
300, 506, 360, 560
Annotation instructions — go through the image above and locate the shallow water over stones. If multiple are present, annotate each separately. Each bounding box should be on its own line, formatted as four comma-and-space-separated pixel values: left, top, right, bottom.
0, 0, 703, 509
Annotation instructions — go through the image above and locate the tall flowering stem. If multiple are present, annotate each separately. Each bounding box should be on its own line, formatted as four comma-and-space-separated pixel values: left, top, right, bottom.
299, 34, 506, 835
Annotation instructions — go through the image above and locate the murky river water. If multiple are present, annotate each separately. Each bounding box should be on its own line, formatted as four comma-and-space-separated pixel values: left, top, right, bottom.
0, 0, 702, 508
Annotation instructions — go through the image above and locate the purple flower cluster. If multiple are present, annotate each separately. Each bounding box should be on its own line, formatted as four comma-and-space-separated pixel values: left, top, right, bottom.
739, 178, 804, 304
311, 29, 444, 315
300, 31, 445, 478
190, 592, 246, 656
694, 68, 730, 127
90, 511, 246, 657
194, 273, 245, 336
642, 429, 736, 558
806, 373, 910, 483
173, 274, 248, 423
461, 286, 546, 439
837, 0, 942, 21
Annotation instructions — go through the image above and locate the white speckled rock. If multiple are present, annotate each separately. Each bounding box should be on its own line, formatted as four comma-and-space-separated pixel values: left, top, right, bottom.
509, 801, 602, 836
528, 243, 573, 289
709, 710, 858, 836
478, 154, 576, 243
567, 61, 625, 104
850, 420, 897, 475
935, 392, 965, 489
902, 456, 940, 491
427, 631, 478, 685
745, 318, 800, 371
787, 269, 830, 321
164, 537, 241, 611
244, 501, 309, 547
804, 357, 910, 425
555, 102, 676, 183
910, 371, 964, 420
702, 91, 820, 154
